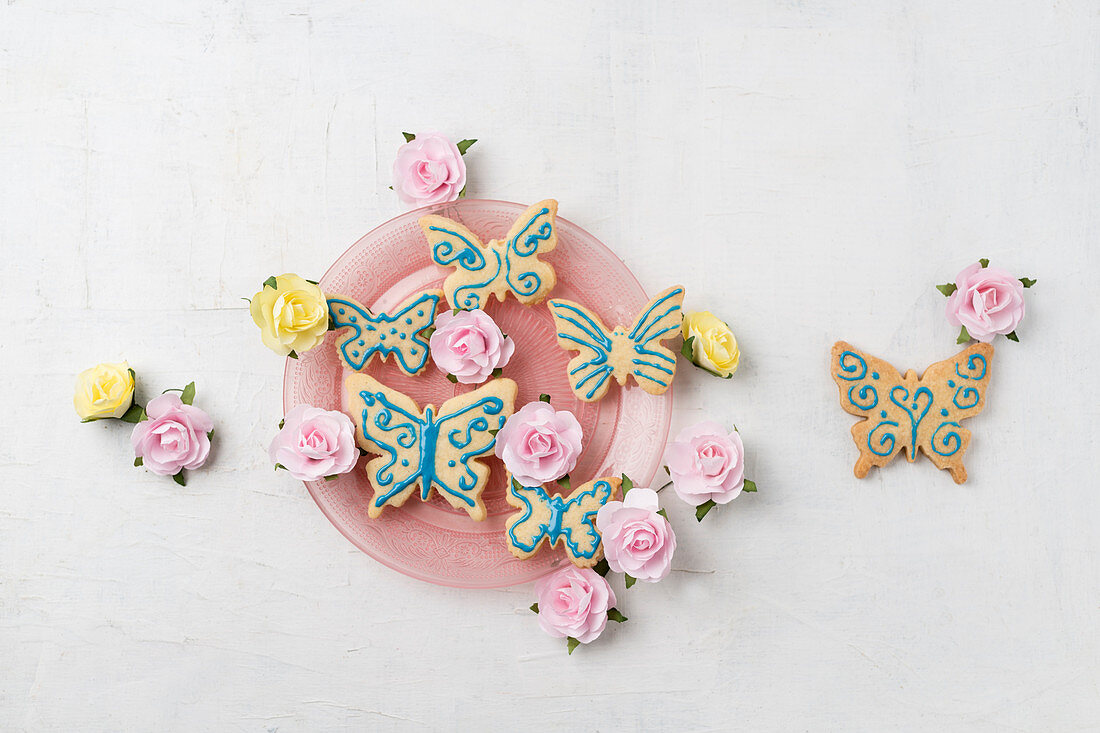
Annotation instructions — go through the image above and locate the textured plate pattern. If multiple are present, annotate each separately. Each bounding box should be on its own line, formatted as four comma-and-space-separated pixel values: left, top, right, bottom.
283, 199, 672, 588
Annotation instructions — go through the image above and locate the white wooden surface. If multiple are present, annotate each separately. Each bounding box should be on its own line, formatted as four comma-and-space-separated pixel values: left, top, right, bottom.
2, 1, 1098, 730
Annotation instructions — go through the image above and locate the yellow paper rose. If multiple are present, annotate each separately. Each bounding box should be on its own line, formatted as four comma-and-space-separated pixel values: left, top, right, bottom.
250, 273, 329, 357
74, 361, 135, 420
682, 311, 740, 378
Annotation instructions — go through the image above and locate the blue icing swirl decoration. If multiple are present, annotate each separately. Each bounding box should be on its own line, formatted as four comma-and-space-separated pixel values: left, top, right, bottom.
346, 374, 516, 521
830, 340, 994, 484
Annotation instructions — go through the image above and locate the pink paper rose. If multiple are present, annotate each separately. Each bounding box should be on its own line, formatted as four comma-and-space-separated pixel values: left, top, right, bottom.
595, 488, 677, 582
270, 404, 358, 481
534, 566, 616, 644
429, 309, 515, 384
392, 132, 466, 207
495, 401, 583, 486
131, 393, 213, 477
945, 262, 1026, 342
664, 420, 745, 506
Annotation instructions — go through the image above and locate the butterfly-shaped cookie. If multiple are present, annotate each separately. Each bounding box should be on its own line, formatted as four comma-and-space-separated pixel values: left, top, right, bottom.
548, 285, 685, 402
420, 199, 558, 309
505, 474, 622, 568
830, 341, 994, 484
346, 373, 517, 519
327, 290, 443, 375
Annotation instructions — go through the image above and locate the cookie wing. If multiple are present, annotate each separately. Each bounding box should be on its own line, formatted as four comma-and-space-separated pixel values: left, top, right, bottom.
345, 374, 426, 518
626, 285, 685, 395
559, 477, 621, 567
431, 378, 518, 521
830, 342, 908, 476
505, 479, 555, 559
914, 342, 994, 483
548, 299, 617, 402
328, 290, 441, 374
502, 199, 558, 305
421, 214, 502, 310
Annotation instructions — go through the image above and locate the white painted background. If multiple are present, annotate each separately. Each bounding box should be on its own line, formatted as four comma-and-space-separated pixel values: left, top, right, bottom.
2, 1, 1098, 730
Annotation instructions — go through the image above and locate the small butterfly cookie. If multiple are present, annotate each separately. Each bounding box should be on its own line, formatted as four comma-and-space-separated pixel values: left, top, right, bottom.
346, 373, 517, 520
548, 285, 685, 402
327, 290, 443, 375
420, 199, 558, 309
830, 341, 994, 484
505, 474, 622, 567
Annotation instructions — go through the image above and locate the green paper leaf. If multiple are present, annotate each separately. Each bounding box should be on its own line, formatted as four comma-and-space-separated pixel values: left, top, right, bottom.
456, 138, 477, 155
327, 317, 337, 331
1020, 277, 1037, 288
680, 335, 695, 360
458, 184, 467, 198
127, 367, 136, 380
936, 283, 958, 297
446, 373, 458, 384
421, 325, 436, 339
539, 393, 551, 403
956, 326, 971, 345
306, 278, 319, 285
743, 478, 757, 493
607, 607, 628, 623
207, 429, 214, 441
287, 350, 299, 359
491, 367, 503, 378
134, 456, 143, 467
530, 602, 539, 614
278, 419, 285, 429
696, 499, 717, 522
402, 131, 415, 142
664, 465, 670, 475
625, 574, 637, 589
567, 637, 581, 655
263, 276, 278, 290
324, 474, 338, 481
388, 185, 393, 190
656, 508, 669, 519
558, 474, 571, 492
181, 381, 196, 406
593, 558, 610, 577
1005, 330, 1020, 342
172, 471, 186, 487
120, 403, 146, 423
275, 463, 286, 471
979, 258, 990, 268
621, 474, 634, 494
488, 428, 498, 437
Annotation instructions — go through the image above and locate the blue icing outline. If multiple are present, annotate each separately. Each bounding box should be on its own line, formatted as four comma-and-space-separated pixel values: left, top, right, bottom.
327, 292, 439, 374
357, 388, 506, 512
549, 287, 683, 400
506, 479, 615, 560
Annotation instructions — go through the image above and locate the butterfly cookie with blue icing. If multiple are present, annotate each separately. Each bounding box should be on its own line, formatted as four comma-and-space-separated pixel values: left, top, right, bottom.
548, 285, 685, 402
420, 199, 558, 309
345, 373, 517, 520
505, 474, 622, 567
327, 290, 443, 375
830, 341, 994, 484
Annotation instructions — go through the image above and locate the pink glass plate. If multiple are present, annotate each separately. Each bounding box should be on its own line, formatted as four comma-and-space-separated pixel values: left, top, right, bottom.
283, 199, 673, 588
